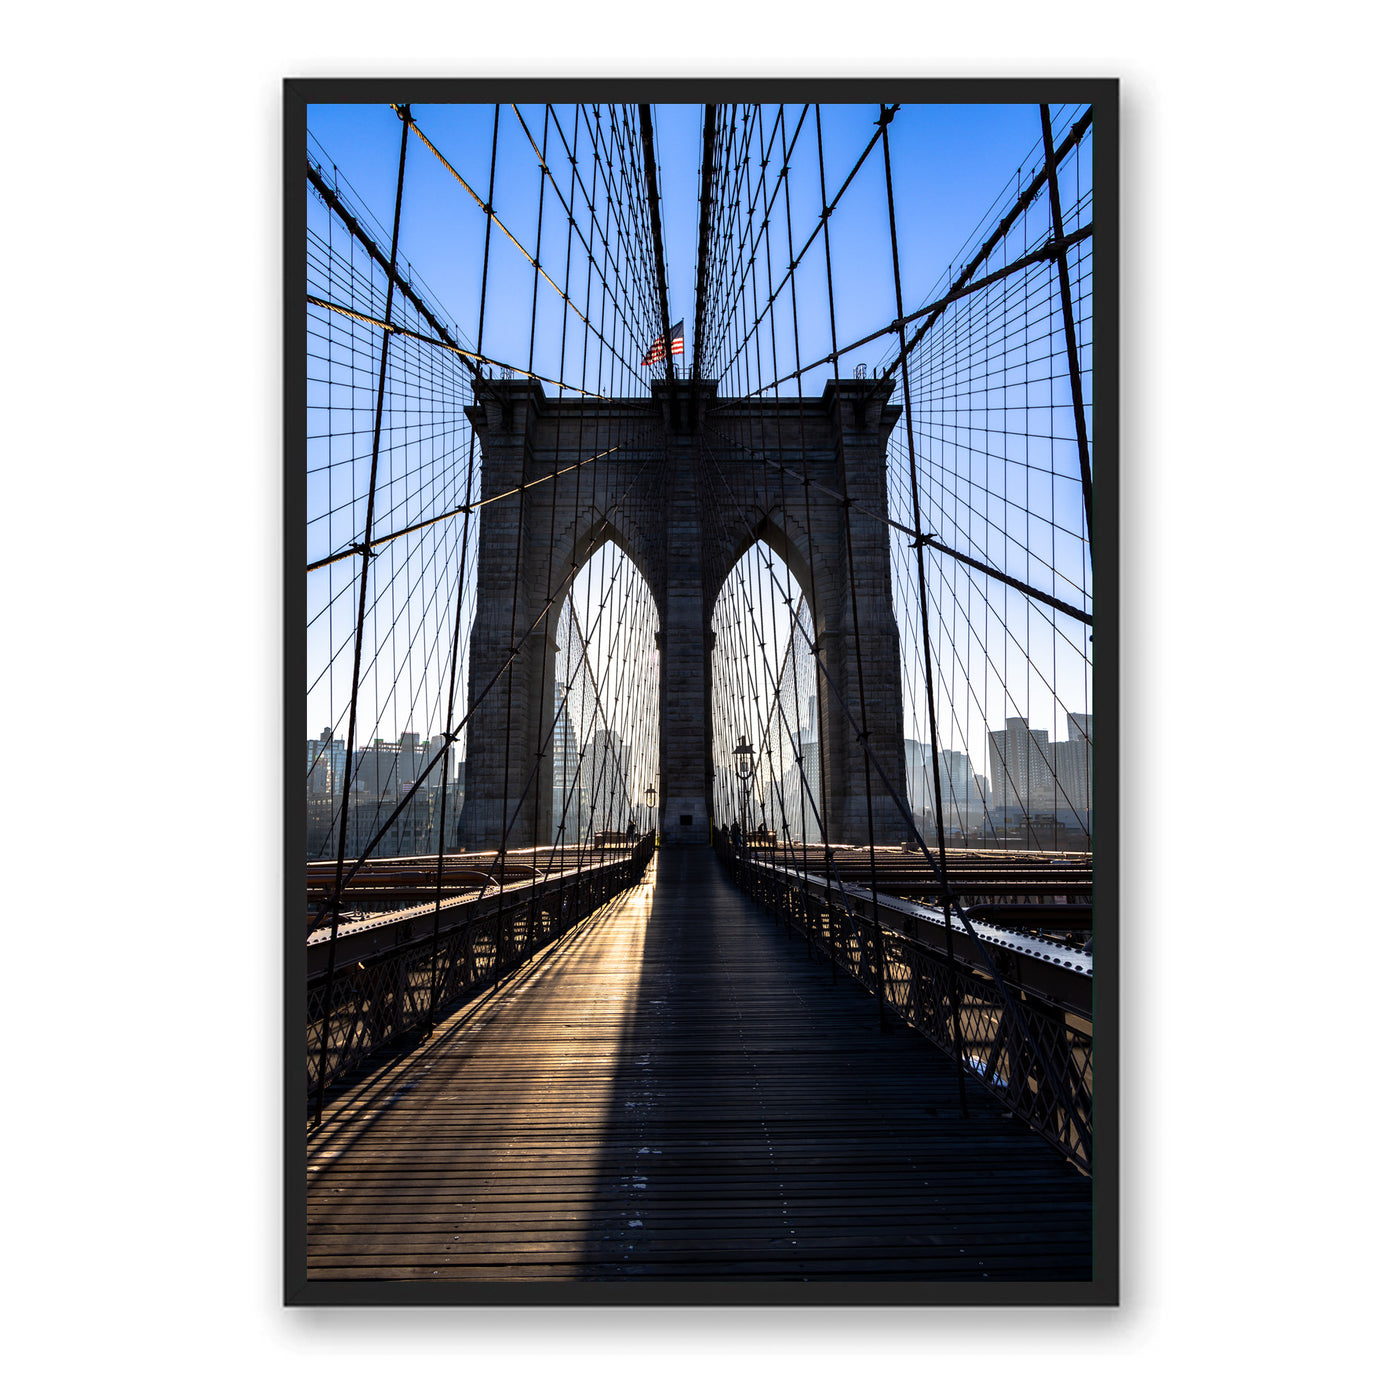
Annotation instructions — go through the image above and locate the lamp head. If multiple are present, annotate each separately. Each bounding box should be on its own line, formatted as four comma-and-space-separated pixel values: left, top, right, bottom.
733, 736, 756, 782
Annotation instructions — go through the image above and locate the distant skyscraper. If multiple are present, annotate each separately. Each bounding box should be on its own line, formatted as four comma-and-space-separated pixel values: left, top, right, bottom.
905, 741, 986, 834
553, 683, 583, 843
306, 741, 328, 796
307, 726, 346, 795
1050, 713, 1093, 814
772, 698, 821, 840
905, 738, 934, 815
938, 748, 987, 828
398, 731, 422, 790
580, 727, 633, 834
989, 718, 1054, 814
350, 737, 401, 799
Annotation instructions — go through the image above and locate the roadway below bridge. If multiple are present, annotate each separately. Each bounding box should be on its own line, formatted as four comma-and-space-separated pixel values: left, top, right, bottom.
305, 846, 1092, 1288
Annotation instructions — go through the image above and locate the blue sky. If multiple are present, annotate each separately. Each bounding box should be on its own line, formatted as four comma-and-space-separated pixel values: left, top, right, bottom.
306, 100, 1091, 775
307, 101, 1055, 390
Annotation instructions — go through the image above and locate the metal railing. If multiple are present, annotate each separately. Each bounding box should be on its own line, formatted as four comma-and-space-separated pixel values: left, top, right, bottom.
717, 833, 1092, 1175
306, 834, 655, 1118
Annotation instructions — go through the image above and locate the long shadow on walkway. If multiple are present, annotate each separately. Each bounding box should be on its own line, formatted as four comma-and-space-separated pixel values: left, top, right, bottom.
305, 847, 1091, 1284
573, 846, 1091, 1281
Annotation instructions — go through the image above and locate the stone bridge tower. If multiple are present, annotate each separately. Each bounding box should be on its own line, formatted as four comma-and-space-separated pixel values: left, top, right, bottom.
458, 374, 907, 849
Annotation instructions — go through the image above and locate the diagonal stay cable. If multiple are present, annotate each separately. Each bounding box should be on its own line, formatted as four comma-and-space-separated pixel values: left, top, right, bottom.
701, 437, 1092, 1150
305, 453, 659, 938
306, 430, 648, 573
872, 107, 1094, 397
518, 103, 658, 360
701, 419, 1091, 626
313, 104, 412, 1125
712, 103, 895, 384
305, 295, 607, 398
404, 108, 646, 372
720, 222, 1093, 403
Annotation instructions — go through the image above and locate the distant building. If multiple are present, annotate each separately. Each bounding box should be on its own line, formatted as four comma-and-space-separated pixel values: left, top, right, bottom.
552, 683, 584, 844
980, 713, 1093, 848
350, 737, 402, 800
778, 745, 822, 841
938, 749, 988, 832
1050, 712, 1094, 814
767, 743, 821, 841
988, 718, 1054, 814
906, 741, 987, 835
905, 739, 933, 796
579, 727, 633, 834
306, 729, 455, 859
306, 782, 449, 860
306, 727, 346, 796
397, 731, 422, 789
343, 731, 454, 799
759, 697, 821, 841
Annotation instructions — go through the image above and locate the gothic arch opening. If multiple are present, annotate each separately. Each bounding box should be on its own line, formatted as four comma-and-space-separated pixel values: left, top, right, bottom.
709, 540, 823, 845
551, 539, 661, 847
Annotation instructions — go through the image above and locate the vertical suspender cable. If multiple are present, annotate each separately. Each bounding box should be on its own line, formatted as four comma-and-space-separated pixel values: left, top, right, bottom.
426, 104, 499, 1025
1039, 104, 1094, 561
774, 104, 840, 979
494, 113, 552, 979
815, 104, 887, 1027
880, 109, 968, 1113
313, 104, 411, 1128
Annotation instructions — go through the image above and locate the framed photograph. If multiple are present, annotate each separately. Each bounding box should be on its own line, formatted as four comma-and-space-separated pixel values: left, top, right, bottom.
285, 78, 1116, 1304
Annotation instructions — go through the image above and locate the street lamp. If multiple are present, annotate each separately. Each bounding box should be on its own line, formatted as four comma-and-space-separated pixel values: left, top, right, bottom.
734, 735, 756, 841
645, 783, 656, 832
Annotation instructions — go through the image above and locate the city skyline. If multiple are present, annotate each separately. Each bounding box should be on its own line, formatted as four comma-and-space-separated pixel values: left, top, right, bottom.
307, 703, 1094, 856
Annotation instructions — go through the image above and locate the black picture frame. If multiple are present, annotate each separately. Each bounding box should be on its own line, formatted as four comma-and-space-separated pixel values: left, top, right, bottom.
284, 76, 1118, 1307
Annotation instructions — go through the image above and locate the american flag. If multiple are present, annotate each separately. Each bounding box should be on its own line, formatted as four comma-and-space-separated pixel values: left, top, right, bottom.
642, 319, 684, 367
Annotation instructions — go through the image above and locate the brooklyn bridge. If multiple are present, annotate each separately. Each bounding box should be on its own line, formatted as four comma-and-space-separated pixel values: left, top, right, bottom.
293, 89, 1108, 1298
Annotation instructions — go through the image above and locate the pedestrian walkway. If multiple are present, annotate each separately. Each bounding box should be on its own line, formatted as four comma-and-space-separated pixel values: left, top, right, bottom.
305, 846, 1092, 1283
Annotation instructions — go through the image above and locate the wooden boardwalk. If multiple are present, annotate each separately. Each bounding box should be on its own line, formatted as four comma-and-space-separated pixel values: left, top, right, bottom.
306, 847, 1092, 1283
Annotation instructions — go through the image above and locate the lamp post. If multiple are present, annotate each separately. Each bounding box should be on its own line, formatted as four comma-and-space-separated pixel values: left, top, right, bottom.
645, 783, 656, 833
733, 735, 756, 844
